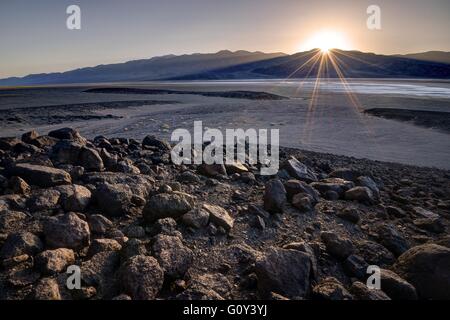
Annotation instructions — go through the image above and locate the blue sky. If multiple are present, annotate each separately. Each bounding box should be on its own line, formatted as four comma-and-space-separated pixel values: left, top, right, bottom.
1, 0, 449, 78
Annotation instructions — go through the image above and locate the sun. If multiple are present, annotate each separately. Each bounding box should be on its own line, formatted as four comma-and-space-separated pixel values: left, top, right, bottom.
300, 30, 351, 53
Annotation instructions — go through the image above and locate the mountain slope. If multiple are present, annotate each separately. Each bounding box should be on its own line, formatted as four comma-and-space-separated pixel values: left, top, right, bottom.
0, 50, 286, 86
172, 49, 450, 80
396, 51, 450, 65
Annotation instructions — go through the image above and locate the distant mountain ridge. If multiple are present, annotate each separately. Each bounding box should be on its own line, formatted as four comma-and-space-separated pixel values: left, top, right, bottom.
1, 49, 450, 86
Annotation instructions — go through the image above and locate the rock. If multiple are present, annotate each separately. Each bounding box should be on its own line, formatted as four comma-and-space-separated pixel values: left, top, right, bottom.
124, 225, 146, 238
203, 204, 234, 231
312, 277, 353, 300
81, 251, 120, 298
412, 207, 440, 219
349, 281, 391, 300
343, 255, 369, 280
112, 294, 132, 300
386, 206, 407, 218
120, 255, 164, 300
143, 192, 195, 222
57, 184, 91, 212
394, 244, 450, 299
34, 278, 61, 300
282, 242, 318, 279
321, 232, 354, 260
263, 179, 287, 213
48, 127, 86, 144
88, 239, 122, 256
27, 188, 61, 212
225, 161, 248, 174
99, 148, 118, 170
84, 172, 153, 199
0, 210, 27, 233
9, 176, 31, 195
0, 232, 43, 259
281, 157, 317, 182
329, 168, 361, 181
413, 217, 445, 234
375, 224, 410, 257
152, 234, 193, 278
356, 176, 380, 199
0, 137, 21, 150
35, 248, 75, 275
336, 207, 360, 223
7, 163, 71, 187
311, 178, 354, 198
94, 183, 138, 217
115, 159, 140, 174
176, 274, 227, 300
356, 240, 396, 267
21, 130, 39, 144
120, 238, 148, 259
177, 171, 201, 183
284, 179, 320, 203
142, 135, 171, 151
255, 247, 312, 299
198, 163, 227, 177
79, 147, 104, 171
31, 135, 58, 148
44, 212, 90, 250
379, 269, 417, 300
291, 193, 314, 212
181, 207, 210, 229
345, 186, 376, 204
88, 214, 113, 234
51, 140, 83, 165
149, 218, 180, 237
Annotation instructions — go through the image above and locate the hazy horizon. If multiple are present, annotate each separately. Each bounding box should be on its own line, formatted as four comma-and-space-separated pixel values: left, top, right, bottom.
1, 0, 450, 78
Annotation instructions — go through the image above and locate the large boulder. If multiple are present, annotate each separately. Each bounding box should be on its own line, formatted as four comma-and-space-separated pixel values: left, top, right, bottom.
152, 234, 193, 278
43, 213, 91, 250
375, 224, 410, 257
48, 127, 86, 144
79, 147, 104, 171
263, 179, 287, 213
120, 255, 164, 300
6, 163, 71, 187
284, 179, 320, 203
394, 244, 450, 299
143, 192, 195, 222
94, 183, 140, 217
281, 157, 317, 183
345, 186, 377, 204
255, 247, 312, 299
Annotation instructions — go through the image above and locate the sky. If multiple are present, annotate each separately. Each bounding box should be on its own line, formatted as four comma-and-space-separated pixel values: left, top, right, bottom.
0, 0, 449, 78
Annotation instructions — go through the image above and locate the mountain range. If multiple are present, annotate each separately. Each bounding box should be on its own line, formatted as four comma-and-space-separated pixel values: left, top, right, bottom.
1, 49, 450, 86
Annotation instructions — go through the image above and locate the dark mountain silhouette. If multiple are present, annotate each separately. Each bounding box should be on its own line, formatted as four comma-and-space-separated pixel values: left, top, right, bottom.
1, 49, 450, 86
395, 51, 450, 65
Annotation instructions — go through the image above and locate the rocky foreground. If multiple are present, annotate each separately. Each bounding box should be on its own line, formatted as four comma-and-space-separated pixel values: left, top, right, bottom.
0, 128, 449, 300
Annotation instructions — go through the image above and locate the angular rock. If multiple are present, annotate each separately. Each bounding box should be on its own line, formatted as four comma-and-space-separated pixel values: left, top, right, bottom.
329, 168, 361, 181
284, 179, 319, 203
321, 232, 354, 260
79, 147, 104, 171
181, 207, 210, 229
282, 157, 317, 183
356, 176, 380, 199
345, 186, 376, 204
255, 247, 312, 299
292, 193, 314, 212
48, 127, 86, 144
51, 140, 83, 165
375, 224, 410, 257
120, 255, 164, 300
9, 176, 31, 195
142, 135, 171, 151
203, 204, 234, 231
7, 163, 71, 187
88, 214, 113, 234
311, 178, 354, 198
152, 234, 193, 278
143, 192, 195, 222
88, 238, 122, 256
343, 255, 369, 280
336, 207, 360, 224
27, 188, 61, 212
0, 232, 43, 259
57, 184, 91, 212
263, 179, 287, 213
198, 163, 227, 177
94, 183, 137, 217
34, 278, 61, 300
35, 248, 75, 275
225, 161, 248, 174
0, 137, 21, 150
21, 130, 39, 144
44, 213, 90, 250
357, 240, 396, 267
